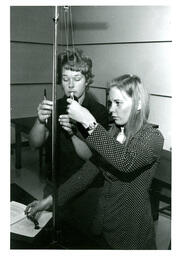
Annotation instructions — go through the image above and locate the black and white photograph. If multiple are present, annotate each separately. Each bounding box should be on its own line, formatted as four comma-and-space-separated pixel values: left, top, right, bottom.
1, 1, 175, 254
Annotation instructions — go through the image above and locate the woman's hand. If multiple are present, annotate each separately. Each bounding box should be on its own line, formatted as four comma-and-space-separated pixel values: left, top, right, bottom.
58, 114, 75, 136
37, 100, 53, 124
67, 98, 96, 127
24, 196, 52, 218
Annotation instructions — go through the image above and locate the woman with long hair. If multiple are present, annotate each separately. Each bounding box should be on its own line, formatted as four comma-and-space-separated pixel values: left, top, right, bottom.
26, 74, 164, 249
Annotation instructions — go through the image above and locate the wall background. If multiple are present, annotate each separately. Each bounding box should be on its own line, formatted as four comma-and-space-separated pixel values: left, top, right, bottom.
10, 6, 172, 150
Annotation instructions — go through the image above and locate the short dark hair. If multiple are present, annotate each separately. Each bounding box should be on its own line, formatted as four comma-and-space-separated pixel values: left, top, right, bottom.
57, 48, 94, 88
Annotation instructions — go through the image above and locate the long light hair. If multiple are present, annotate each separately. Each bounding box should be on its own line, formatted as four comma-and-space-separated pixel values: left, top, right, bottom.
108, 74, 150, 145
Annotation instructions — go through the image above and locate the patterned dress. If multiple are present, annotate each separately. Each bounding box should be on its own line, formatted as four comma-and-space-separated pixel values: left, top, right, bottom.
56, 122, 164, 249
86, 123, 164, 249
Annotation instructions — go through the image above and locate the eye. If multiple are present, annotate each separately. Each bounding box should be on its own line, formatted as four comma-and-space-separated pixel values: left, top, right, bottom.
62, 76, 69, 82
74, 76, 82, 81
115, 100, 123, 106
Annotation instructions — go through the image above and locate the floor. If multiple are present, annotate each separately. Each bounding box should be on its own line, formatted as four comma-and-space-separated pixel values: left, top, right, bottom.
10, 146, 171, 250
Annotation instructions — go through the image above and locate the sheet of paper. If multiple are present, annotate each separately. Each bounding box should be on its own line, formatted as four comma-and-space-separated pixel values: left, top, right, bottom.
10, 201, 52, 237
10, 201, 26, 225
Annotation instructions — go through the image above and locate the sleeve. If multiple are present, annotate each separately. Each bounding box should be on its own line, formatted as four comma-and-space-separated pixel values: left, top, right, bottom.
86, 124, 164, 178
57, 160, 99, 207
76, 104, 109, 139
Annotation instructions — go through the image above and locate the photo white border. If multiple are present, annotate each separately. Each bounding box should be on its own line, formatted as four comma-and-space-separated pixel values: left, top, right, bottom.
1, 1, 177, 255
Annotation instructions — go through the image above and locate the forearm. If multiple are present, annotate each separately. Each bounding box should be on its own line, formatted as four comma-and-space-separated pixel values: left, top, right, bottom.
44, 161, 99, 207
29, 118, 49, 148
71, 134, 92, 160
57, 160, 99, 207
86, 124, 163, 175
44, 194, 53, 209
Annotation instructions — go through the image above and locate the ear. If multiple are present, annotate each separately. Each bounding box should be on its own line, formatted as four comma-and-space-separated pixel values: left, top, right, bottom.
85, 82, 89, 88
137, 100, 141, 111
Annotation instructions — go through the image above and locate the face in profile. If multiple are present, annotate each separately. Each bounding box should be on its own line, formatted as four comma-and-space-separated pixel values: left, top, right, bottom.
108, 87, 133, 126
61, 68, 87, 101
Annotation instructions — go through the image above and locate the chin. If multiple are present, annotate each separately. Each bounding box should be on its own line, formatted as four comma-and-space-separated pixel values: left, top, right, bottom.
114, 120, 125, 126
114, 120, 120, 125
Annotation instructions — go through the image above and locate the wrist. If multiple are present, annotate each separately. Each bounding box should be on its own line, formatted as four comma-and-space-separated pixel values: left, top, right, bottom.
37, 117, 46, 125
82, 120, 98, 134
82, 117, 97, 129
46, 195, 53, 208
66, 125, 77, 138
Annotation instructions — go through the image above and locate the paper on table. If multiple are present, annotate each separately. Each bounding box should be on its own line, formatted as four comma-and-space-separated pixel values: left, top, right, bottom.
11, 201, 26, 225
10, 201, 52, 238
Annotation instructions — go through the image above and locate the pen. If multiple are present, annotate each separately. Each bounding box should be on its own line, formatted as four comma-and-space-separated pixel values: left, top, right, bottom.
27, 214, 40, 230
44, 88, 47, 100
44, 89, 48, 124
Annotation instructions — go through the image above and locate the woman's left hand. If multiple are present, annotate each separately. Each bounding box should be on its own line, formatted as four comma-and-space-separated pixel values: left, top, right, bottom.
67, 98, 95, 126
58, 114, 74, 135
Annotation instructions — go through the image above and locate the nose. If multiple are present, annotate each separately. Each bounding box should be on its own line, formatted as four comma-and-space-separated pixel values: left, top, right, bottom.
109, 102, 115, 114
68, 78, 75, 88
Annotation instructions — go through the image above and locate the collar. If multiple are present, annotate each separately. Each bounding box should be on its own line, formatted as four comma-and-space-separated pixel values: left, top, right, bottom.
81, 92, 92, 108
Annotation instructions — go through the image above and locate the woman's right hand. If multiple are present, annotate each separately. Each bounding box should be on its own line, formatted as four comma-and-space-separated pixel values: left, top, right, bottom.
37, 100, 53, 124
24, 195, 53, 218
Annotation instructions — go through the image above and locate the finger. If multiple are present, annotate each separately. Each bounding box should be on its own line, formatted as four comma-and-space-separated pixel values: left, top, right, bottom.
58, 119, 71, 126
40, 110, 52, 115
42, 100, 53, 105
41, 104, 53, 111
62, 126, 73, 135
41, 115, 51, 121
38, 108, 51, 116
38, 101, 53, 111
30, 207, 38, 217
62, 126, 71, 131
58, 115, 70, 122
60, 122, 72, 129
58, 114, 69, 119
25, 203, 34, 214
38, 113, 51, 123
26, 206, 38, 218
24, 201, 37, 214
59, 118, 72, 126
66, 105, 71, 114
67, 98, 73, 104
24, 206, 31, 215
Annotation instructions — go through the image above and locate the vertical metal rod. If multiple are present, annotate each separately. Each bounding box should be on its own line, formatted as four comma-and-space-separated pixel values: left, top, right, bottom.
52, 5, 59, 242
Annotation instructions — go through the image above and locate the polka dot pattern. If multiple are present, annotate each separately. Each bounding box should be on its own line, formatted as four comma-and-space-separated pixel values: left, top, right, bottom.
87, 123, 164, 249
